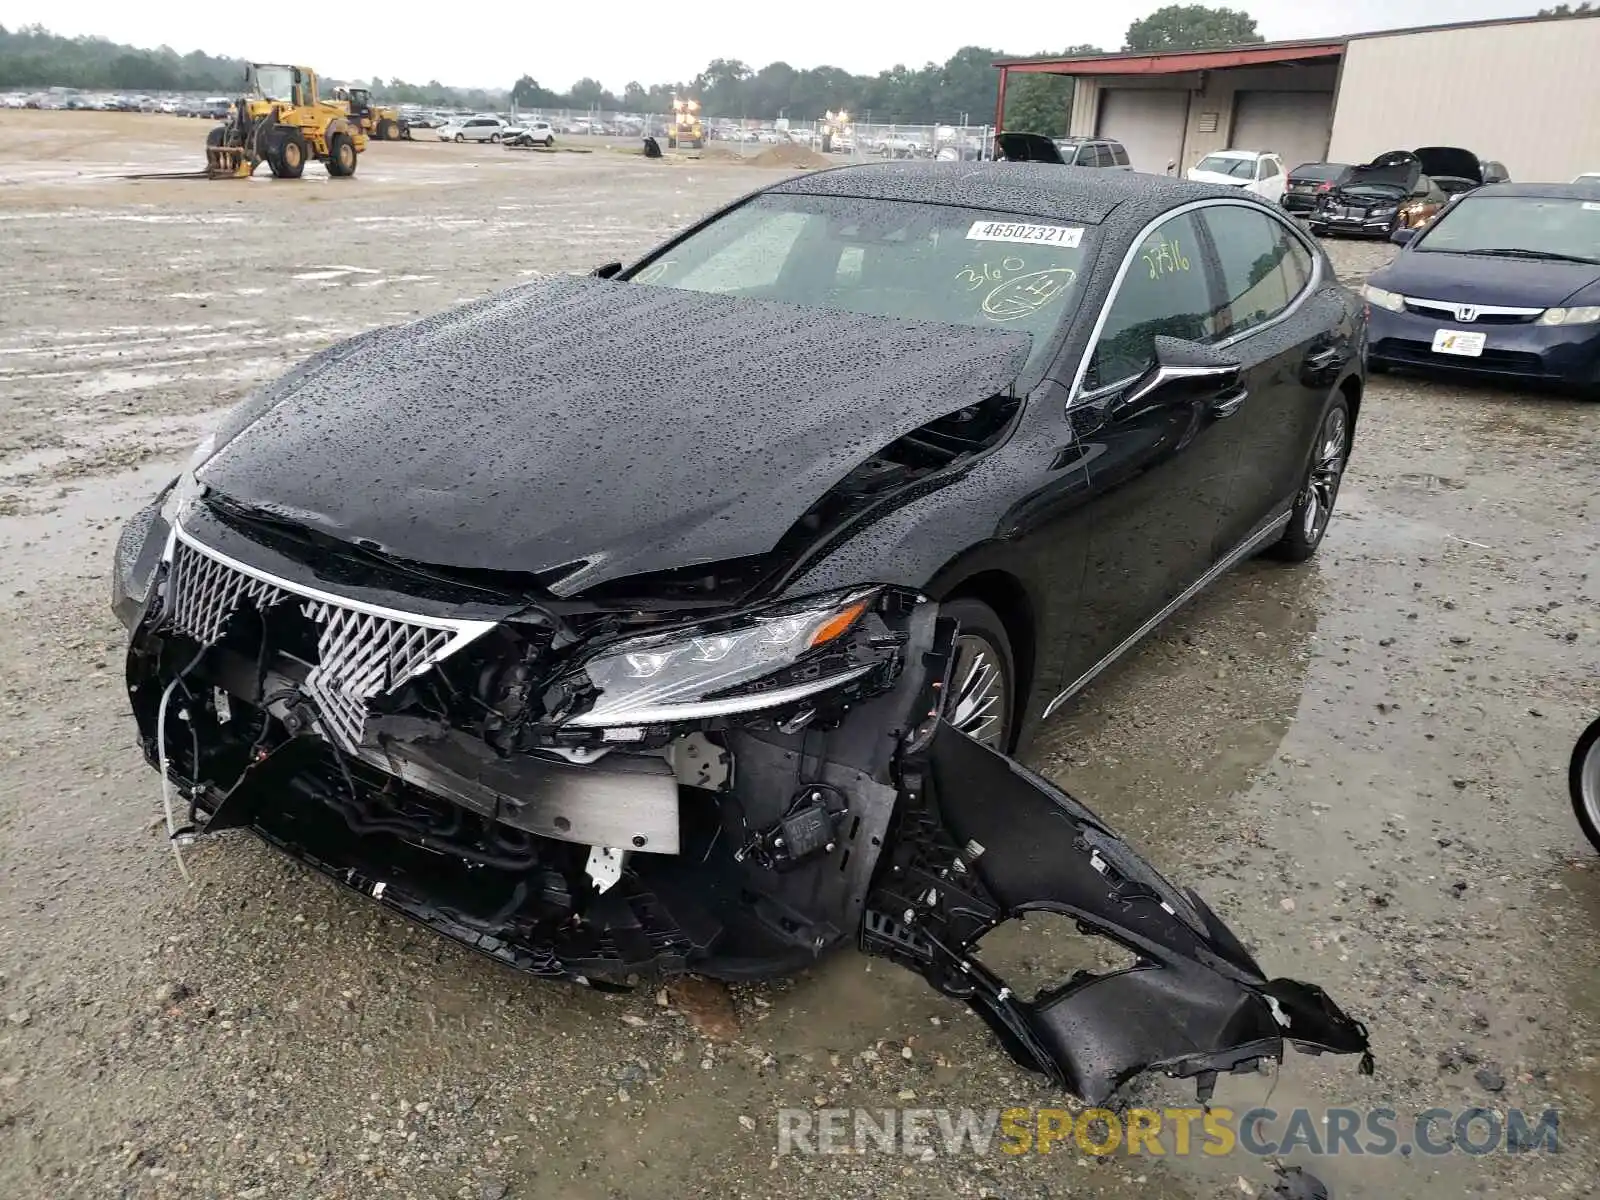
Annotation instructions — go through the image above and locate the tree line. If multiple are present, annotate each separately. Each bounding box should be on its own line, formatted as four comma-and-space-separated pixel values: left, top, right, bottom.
2, 5, 1265, 134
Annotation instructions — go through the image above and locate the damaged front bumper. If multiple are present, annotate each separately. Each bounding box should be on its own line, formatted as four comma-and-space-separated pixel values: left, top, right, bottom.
118, 509, 1373, 1102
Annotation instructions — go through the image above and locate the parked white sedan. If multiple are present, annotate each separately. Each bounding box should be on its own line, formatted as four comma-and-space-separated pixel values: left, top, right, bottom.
1186, 150, 1288, 203
438, 115, 515, 143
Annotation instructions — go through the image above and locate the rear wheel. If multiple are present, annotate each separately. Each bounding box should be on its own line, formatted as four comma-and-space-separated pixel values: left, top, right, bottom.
326, 132, 357, 177
1268, 397, 1350, 562
942, 598, 1015, 752
1572, 717, 1600, 852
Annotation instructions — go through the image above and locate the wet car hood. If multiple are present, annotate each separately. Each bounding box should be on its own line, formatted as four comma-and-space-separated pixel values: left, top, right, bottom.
1414, 146, 1482, 185
1374, 251, 1600, 306
1334, 151, 1420, 199
996, 132, 1065, 163
196, 276, 1031, 595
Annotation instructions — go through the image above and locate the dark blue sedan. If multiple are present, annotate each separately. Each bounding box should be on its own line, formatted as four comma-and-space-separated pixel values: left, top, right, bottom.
1364, 183, 1600, 394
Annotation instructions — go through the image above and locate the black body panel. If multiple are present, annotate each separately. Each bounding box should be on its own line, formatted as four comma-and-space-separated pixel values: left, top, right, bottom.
197, 275, 1030, 596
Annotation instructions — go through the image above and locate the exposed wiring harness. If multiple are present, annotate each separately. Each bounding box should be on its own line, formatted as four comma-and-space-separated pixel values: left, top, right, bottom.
154, 643, 209, 885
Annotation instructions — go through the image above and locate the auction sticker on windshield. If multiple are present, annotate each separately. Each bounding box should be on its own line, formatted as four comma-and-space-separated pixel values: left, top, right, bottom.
967, 221, 1084, 248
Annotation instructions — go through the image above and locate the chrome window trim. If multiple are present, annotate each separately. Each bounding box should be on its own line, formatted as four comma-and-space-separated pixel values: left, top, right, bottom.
1064, 197, 1325, 408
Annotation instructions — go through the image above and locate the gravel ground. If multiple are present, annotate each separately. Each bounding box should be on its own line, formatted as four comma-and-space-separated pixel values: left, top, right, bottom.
1, 111, 1597, 1200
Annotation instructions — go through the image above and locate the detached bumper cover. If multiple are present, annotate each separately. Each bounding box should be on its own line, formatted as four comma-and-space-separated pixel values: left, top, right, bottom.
862, 724, 1373, 1104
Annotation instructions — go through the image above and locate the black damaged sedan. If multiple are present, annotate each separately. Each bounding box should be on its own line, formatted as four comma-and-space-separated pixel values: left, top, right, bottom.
114, 162, 1372, 1104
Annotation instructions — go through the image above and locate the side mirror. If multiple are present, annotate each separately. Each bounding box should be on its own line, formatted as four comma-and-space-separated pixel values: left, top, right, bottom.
1389, 227, 1417, 247
1113, 337, 1241, 421
590, 261, 623, 279
1166, 159, 1177, 175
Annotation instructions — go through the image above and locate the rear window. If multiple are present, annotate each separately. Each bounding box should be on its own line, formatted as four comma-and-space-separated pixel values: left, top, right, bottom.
1110, 143, 1130, 166
1195, 155, 1255, 179
1291, 162, 1349, 181
629, 193, 1097, 385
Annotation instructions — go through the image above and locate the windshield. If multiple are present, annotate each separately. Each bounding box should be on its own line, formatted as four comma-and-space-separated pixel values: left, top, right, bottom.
628, 194, 1094, 383
251, 66, 294, 102
1195, 155, 1254, 179
1416, 195, 1600, 261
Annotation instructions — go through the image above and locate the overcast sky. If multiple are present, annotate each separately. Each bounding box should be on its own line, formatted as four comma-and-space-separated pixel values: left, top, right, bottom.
4, 0, 1550, 90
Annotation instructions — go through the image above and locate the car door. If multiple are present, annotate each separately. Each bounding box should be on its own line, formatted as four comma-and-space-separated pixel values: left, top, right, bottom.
1198, 202, 1347, 552
1057, 209, 1239, 685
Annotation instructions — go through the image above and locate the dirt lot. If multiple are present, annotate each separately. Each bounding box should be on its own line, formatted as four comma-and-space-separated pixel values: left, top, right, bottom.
1, 110, 1597, 1200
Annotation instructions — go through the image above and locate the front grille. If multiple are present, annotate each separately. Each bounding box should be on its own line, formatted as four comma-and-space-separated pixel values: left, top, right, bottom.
169, 538, 288, 645
1373, 338, 1547, 375
1403, 300, 1539, 326
165, 532, 491, 751
301, 600, 457, 751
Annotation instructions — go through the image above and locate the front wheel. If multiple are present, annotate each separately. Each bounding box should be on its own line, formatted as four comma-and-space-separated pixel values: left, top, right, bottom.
454, 132, 465, 143
1268, 396, 1350, 562
1572, 718, 1600, 851
942, 598, 1016, 753
326, 132, 357, 177
489, 132, 501, 143
544, 136, 554, 148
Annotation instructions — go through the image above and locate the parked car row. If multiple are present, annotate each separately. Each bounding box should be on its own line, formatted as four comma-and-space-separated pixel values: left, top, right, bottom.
436, 115, 555, 145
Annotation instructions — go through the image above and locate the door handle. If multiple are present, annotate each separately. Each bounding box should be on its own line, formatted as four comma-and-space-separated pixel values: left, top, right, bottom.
1209, 386, 1249, 418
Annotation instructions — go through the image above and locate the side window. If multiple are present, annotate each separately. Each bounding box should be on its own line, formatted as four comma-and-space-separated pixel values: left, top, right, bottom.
1203, 204, 1313, 337
1085, 144, 1107, 167
1263, 157, 1282, 179
1111, 142, 1130, 166
1085, 212, 1219, 390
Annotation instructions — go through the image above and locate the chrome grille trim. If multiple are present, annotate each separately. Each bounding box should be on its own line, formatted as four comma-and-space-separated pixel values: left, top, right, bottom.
165, 524, 497, 751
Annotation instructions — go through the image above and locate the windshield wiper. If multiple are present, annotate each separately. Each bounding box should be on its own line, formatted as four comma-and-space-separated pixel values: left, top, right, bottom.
1463, 247, 1600, 265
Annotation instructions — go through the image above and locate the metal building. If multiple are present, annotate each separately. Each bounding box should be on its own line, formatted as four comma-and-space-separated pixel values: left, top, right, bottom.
994, 12, 1600, 182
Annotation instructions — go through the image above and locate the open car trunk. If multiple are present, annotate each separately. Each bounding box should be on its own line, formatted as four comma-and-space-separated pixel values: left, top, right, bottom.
994, 132, 1066, 164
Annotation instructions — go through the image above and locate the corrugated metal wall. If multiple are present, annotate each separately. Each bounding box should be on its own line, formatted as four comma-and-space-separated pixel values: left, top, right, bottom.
1329, 17, 1600, 182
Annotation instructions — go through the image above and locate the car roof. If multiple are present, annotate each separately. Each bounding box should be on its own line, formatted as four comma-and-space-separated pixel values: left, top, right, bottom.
1468, 181, 1600, 200
1204, 149, 1268, 160
768, 160, 1269, 225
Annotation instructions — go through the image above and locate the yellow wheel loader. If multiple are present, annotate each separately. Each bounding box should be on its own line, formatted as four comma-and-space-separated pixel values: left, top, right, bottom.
333, 86, 409, 140
205, 64, 368, 179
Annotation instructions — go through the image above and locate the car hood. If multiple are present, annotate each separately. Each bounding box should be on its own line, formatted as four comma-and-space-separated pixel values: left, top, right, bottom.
196, 276, 1031, 596
1414, 146, 1482, 185
1375, 251, 1600, 306
996, 132, 1064, 163
1337, 150, 1420, 197
1185, 168, 1253, 187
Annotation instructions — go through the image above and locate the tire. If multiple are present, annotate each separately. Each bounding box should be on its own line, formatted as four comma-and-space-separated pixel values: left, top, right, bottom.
1268, 396, 1351, 563
378, 119, 399, 141
489, 132, 501, 143
275, 130, 307, 179
454, 132, 465, 143
544, 136, 554, 148
401, 126, 412, 140
326, 132, 357, 177
1572, 717, 1600, 852
941, 598, 1016, 753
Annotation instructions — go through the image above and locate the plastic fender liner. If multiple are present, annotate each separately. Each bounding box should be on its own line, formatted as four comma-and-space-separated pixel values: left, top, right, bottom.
863, 722, 1373, 1105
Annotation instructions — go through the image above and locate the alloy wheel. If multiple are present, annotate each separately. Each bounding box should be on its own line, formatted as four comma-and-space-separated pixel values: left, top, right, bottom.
1301, 407, 1348, 543
1579, 735, 1600, 844
949, 632, 1010, 749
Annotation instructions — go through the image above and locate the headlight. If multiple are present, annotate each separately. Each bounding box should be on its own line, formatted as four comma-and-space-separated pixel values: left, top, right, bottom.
561, 588, 885, 727
1372, 205, 1397, 216
1362, 284, 1406, 312
1538, 305, 1600, 325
